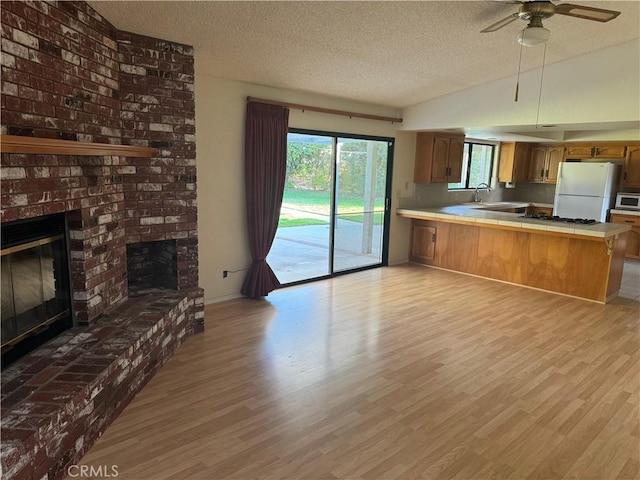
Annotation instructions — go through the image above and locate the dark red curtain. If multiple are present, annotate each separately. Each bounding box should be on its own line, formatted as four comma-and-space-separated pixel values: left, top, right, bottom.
241, 102, 290, 298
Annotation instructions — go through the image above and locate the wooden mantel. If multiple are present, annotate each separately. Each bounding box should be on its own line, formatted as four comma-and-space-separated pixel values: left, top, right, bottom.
0, 135, 156, 157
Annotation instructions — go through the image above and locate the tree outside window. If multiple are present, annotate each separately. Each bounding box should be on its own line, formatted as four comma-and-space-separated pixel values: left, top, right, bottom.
449, 142, 495, 190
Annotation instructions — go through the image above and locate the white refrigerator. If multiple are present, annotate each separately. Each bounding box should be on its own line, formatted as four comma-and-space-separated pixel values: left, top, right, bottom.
553, 162, 620, 222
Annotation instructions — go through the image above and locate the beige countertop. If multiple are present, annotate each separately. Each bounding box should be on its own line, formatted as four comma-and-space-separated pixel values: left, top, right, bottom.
397, 202, 631, 239
611, 209, 640, 217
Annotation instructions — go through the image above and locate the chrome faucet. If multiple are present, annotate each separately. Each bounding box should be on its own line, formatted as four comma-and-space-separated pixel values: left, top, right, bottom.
474, 182, 491, 202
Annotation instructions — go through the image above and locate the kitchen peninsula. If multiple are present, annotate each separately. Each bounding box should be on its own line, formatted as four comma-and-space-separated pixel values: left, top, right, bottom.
398, 203, 631, 303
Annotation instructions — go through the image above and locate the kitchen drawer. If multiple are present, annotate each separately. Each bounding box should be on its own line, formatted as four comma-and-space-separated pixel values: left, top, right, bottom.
610, 213, 640, 227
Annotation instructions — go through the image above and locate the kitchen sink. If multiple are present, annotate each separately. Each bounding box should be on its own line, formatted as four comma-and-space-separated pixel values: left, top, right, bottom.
462, 202, 529, 212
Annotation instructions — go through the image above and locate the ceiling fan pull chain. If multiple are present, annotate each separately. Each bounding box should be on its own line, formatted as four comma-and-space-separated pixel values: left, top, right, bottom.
514, 40, 524, 102
535, 42, 548, 127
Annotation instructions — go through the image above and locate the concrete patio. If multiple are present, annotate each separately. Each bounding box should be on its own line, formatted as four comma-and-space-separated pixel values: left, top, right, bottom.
268, 208, 383, 284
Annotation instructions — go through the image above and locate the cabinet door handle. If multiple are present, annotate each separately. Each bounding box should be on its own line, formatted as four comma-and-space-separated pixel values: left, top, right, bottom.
591, 147, 596, 156
625, 220, 634, 223
432, 233, 437, 242
540, 169, 544, 178
545, 169, 549, 178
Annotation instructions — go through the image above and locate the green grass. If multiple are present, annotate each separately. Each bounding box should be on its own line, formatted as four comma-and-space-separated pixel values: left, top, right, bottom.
278, 216, 328, 228
338, 211, 384, 225
282, 189, 384, 217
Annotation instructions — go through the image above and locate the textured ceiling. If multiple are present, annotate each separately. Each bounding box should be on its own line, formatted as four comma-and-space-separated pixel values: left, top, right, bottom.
89, 1, 640, 108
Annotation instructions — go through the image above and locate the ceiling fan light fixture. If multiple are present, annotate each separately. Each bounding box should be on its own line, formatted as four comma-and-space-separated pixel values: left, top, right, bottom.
517, 26, 551, 46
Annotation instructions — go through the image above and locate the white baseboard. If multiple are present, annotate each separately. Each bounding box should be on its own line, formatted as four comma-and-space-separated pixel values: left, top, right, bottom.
388, 259, 410, 266
204, 293, 244, 305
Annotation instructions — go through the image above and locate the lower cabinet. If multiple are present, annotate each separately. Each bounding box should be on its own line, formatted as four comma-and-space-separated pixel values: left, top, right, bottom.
410, 221, 436, 263
610, 213, 640, 260
527, 206, 554, 216
407, 217, 626, 302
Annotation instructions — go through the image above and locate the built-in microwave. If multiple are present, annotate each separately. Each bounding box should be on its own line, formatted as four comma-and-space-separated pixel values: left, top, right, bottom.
615, 192, 640, 211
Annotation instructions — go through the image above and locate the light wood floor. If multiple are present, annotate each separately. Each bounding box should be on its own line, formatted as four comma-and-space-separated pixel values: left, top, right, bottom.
78, 264, 640, 480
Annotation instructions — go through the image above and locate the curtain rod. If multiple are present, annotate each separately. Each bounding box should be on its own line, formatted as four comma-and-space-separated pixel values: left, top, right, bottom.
247, 96, 403, 124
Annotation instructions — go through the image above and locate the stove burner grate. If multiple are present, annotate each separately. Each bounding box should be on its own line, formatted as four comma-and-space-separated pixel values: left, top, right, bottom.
520, 214, 598, 225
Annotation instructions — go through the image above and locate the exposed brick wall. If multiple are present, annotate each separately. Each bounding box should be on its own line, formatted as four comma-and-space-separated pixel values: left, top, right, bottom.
64, 160, 128, 324
0, 1, 202, 330
1, 3, 205, 477
1, 153, 128, 323
0, 1, 127, 324
117, 31, 199, 291
1, 1, 121, 143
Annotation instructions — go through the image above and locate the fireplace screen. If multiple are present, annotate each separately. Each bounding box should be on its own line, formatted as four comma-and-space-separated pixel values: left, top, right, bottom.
1, 214, 72, 366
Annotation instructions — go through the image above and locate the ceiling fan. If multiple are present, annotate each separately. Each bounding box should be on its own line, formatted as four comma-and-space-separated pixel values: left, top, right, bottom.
481, 1, 621, 46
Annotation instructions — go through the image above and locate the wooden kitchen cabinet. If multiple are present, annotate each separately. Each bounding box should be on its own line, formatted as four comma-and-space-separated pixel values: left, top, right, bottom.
565, 143, 627, 159
446, 136, 464, 182
498, 142, 529, 183
414, 132, 465, 184
527, 145, 547, 182
400, 211, 627, 303
564, 144, 593, 158
622, 144, 640, 187
592, 145, 627, 158
527, 206, 554, 216
610, 213, 640, 260
410, 221, 437, 263
527, 145, 565, 183
545, 146, 563, 182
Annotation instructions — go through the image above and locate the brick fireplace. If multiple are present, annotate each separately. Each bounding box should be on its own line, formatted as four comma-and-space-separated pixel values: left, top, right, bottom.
1, 2, 204, 479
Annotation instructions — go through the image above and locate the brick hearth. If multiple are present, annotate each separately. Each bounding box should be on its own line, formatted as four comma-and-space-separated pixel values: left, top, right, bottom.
1, 1, 204, 479
1, 290, 199, 480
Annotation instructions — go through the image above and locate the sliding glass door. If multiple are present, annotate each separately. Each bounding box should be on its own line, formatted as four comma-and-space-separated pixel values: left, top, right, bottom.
268, 129, 393, 285
269, 133, 333, 283
333, 137, 389, 273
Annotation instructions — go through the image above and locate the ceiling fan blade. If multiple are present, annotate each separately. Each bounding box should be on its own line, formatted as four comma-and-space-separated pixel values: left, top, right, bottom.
554, 3, 621, 22
481, 12, 520, 32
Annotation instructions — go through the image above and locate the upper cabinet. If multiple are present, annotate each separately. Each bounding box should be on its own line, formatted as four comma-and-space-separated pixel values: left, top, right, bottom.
527, 145, 563, 184
565, 143, 627, 159
622, 144, 640, 187
498, 141, 634, 185
593, 145, 627, 158
564, 145, 593, 158
498, 142, 529, 183
527, 145, 546, 183
414, 132, 465, 184
546, 147, 563, 182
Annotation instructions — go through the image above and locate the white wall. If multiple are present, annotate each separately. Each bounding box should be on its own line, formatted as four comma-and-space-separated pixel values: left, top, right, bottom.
195, 41, 640, 304
195, 76, 413, 303
401, 40, 640, 136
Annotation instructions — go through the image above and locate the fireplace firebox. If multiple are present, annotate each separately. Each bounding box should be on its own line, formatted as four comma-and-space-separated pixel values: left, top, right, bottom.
126, 240, 178, 292
1, 213, 72, 367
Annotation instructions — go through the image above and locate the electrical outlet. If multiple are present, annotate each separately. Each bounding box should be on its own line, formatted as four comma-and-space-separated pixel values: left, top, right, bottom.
223, 270, 228, 278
